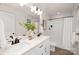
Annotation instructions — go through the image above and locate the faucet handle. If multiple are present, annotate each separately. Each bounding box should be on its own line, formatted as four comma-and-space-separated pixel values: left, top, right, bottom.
8, 40, 15, 45
7, 36, 15, 45
15, 38, 20, 44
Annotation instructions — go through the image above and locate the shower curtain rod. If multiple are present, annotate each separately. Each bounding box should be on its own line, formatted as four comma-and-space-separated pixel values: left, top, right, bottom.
48, 16, 73, 20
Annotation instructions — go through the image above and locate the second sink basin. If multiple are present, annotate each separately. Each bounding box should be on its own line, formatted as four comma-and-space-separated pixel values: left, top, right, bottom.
7, 40, 30, 50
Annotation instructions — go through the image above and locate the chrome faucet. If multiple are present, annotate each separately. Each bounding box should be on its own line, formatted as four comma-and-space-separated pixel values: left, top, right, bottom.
8, 33, 20, 45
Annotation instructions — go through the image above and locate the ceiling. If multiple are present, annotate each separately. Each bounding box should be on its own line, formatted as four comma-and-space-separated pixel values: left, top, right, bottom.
31, 3, 76, 18
0, 3, 77, 19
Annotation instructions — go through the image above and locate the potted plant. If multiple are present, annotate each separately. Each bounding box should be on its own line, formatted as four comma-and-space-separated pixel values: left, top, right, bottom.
19, 22, 36, 40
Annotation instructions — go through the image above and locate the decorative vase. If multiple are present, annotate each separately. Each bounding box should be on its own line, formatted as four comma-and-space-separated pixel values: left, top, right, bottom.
27, 30, 34, 40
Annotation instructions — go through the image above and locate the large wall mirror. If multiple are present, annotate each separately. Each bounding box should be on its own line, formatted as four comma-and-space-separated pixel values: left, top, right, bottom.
0, 11, 40, 38
0, 4, 44, 38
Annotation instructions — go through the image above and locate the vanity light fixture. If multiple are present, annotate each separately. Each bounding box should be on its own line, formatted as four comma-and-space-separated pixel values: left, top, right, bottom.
30, 5, 43, 15
30, 6, 36, 11
19, 3, 43, 15
37, 10, 43, 15
31, 6, 34, 12
35, 7, 43, 15
39, 9, 43, 15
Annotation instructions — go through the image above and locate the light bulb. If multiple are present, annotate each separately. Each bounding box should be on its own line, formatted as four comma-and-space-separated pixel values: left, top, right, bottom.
40, 11, 43, 14
31, 6, 37, 12
33, 6, 37, 11
19, 3, 26, 6
38, 11, 43, 15
31, 6, 34, 12
35, 10, 38, 14
37, 9, 40, 15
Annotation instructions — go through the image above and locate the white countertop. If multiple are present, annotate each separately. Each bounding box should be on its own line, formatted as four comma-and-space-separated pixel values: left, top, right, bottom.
0, 35, 49, 55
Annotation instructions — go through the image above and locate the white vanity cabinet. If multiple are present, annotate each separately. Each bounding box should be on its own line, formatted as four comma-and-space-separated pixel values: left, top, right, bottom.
23, 39, 50, 55
0, 36, 49, 55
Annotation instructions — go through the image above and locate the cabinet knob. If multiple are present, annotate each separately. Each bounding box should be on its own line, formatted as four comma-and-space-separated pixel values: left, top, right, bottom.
45, 48, 47, 52
39, 45, 44, 48
41, 53, 43, 55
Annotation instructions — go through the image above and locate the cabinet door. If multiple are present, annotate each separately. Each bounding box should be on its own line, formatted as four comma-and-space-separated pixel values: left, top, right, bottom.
45, 40, 50, 54
38, 39, 50, 55
43, 39, 50, 55
23, 42, 46, 55
23, 46, 41, 55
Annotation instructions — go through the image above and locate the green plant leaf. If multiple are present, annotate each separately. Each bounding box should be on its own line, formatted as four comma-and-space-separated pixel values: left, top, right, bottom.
19, 22, 36, 31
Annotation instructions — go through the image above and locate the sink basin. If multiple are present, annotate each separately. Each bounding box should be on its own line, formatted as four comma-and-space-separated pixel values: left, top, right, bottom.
7, 36, 30, 47
7, 40, 30, 50
1, 41, 30, 55
6, 36, 31, 52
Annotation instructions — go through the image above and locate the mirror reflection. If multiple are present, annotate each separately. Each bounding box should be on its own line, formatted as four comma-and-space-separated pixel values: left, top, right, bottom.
0, 3, 46, 39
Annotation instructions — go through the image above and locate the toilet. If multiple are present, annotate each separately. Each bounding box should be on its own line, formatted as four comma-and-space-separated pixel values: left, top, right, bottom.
50, 42, 56, 52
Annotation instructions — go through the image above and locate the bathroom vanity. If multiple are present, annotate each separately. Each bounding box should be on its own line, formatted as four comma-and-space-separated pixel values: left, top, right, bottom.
0, 35, 50, 55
